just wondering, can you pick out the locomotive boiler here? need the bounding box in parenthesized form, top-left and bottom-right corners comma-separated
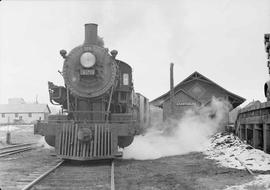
(34, 23, 149, 160)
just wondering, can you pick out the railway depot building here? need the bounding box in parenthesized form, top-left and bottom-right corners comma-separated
(0, 98, 51, 124)
(150, 71, 245, 123)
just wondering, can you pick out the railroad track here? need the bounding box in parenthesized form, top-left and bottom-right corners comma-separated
(0, 143, 36, 158)
(22, 159, 116, 190)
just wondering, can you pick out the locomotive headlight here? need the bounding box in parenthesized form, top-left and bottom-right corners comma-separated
(80, 52, 96, 68)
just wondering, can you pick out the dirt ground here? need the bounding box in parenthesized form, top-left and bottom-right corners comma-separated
(0, 124, 41, 148)
(0, 148, 58, 190)
(0, 151, 258, 190)
(0, 125, 58, 189)
(115, 153, 256, 190)
(0, 125, 266, 190)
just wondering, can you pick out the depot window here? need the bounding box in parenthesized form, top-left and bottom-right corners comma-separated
(28, 113, 32, 117)
(15, 113, 18, 117)
(1, 113, 5, 118)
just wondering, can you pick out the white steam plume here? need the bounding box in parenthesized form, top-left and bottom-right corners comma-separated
(38, 137, 54, 149)
(123, 97, 231, 160)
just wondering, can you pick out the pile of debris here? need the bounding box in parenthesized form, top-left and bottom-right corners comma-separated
(224, 174, 270, 190)
(204, 133, 270, 171)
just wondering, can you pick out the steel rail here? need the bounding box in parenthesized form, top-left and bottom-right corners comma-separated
(0, 143, 37, 158)
(0, 143, 35, 151)
(0, 147, 34, 158)
(111, 159, 115, 190)
(20, 159, 114, 189)
(21, 160, 64, 190)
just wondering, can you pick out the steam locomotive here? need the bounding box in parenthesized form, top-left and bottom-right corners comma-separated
(235, 33, 270, 153)
(34, 23, 150, 160)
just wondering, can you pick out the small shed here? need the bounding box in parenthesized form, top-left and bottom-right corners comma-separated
(150, 71, 245, 121)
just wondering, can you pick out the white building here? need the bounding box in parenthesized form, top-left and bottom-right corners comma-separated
(0, 98, 51, 124)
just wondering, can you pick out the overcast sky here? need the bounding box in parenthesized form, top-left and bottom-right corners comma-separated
(0, 0, 270, 107)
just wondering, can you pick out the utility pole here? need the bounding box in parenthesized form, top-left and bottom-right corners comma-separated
(170, 63, 175, 117)
(35, 94, 38, 104)
(6, 116, 11, 144)
(265, 34, 270, 101)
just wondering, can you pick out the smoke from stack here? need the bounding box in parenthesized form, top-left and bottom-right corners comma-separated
(123, 97, 231, 160)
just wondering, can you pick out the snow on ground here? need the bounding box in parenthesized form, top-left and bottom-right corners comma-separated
(38, 137, 54, 149)
(224, 174, 270, 190)
(0, 124, 33, 131)
(204, 133, 270, 171)
(0, 125, 19, 131)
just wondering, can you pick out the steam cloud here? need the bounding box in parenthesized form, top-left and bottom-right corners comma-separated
(38, 137, 54, 149)
(123, 97, 231, 160)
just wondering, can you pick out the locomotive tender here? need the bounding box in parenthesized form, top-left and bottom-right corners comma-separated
(235, 33, 270, 153)
(34, 23, 149, 160)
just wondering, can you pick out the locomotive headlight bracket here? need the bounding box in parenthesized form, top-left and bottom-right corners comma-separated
(80, 52, 96, 68)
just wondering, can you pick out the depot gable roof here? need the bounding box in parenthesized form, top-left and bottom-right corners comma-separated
(150, 71, 245, 108)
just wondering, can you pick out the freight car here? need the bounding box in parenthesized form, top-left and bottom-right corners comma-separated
(34, 23, 150, 160)
(235, 33, 270, 154)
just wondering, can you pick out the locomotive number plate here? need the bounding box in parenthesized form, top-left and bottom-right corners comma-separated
(80, 69, 95, 75)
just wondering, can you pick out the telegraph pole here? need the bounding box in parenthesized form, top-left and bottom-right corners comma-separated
(265, 34, 270, 101)
(6, 116, 11, 144)
(170, 63, 175, 117)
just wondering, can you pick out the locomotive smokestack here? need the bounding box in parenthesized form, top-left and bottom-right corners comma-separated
(84, 23, 98, 45)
